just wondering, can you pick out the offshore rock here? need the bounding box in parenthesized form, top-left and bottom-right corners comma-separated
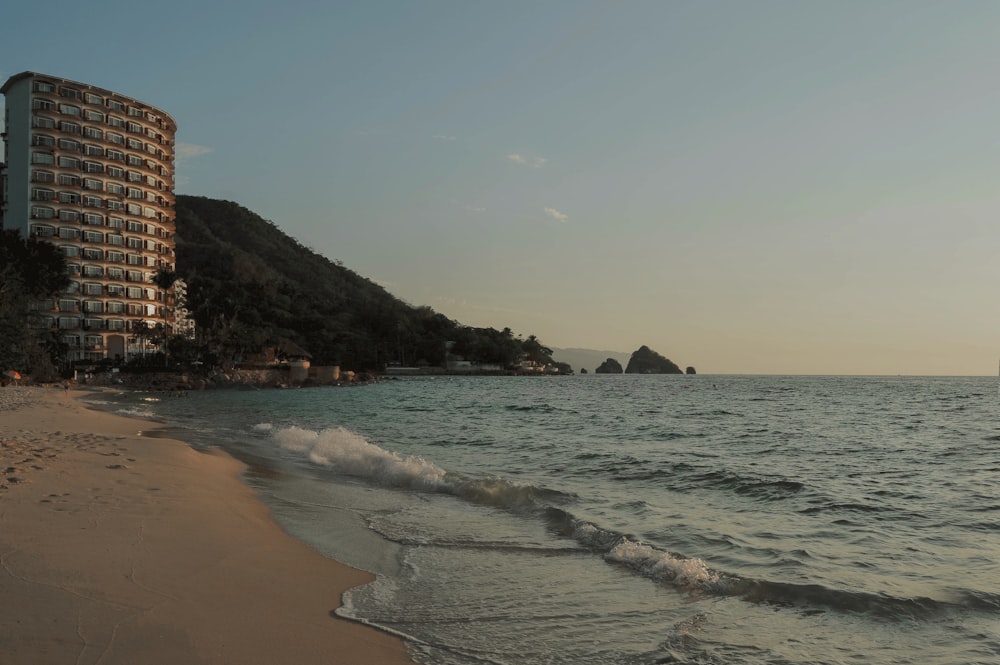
(624, 346, 683, 374)
(686, 366, 697, 375)
(595, 358, 624, 374)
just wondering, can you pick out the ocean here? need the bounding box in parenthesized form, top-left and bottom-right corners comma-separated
(95, 375, 1000, 664)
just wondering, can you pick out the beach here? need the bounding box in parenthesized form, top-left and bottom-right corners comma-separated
(0, 385, 414, 665)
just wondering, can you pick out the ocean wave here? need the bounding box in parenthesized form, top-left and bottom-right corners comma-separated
(268, 425, 572, 509)
(273, 425, 448, 491)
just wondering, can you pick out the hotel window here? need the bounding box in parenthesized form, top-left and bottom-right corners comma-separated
(32, 98, 56, 111)
(125, 203, 142, 215)
(83, 300, 103, 312)
(83, 213, 104, 226)
(59, 299, 79, 312)
(66, 281, 80, 293)
(85, 92, 103, 105)
(83, 230, 104, 243)
(33, 152, 55, 165)
(126, 155, 144, 167)
(84, 110, 104, 122)
(83, 319, 103, 331)
(83, 266, 104, 278)
(31, 223, 55, 236)
(58, 156, 80, 169)
(32, 170, 55, 183)
(107, 319, 125, 331)
(127, 106, 143, 117)
(59, 121, 81, 134)
(83, 178, 103, 191)
(83, 161, 104, 173)
(107, 237, 124, 248)
(108, 269, 124, 280)
(66, 264, 81, 275)
(84, 335, 103, 348)
(58, 138, 81, 151)
(145, 143, 158, 155)
(107, 149, 125, 161)
(58, 227, 81, 240)
(59, 87, 81, 100)
(126, 236, 143, 249)
(126, 170, 142, 182)
(107, 289, 125, 301)
(127, 255, 143, 267)
(34, 80, 55, 93)
(107, 132, 124, 145)
(126, 287, 143, 299)
(83, 248, 103, 260)
(126, 121, 142, 134)
(144, 239, 158, 251)
(146, 192, 158, 203)
(84, 196, 103, 208)
(108, 115, 125, 128)
(32, 188, 55, 201)
(127, 138, 143, 150)
(107, 166, 125, 179)
(107, 99, 126, 112)
(59, 209, 80, 222)
(32, 134, 55, 147)
(127, 221, 142, 233)
(60, 245, 81, 257)
(58, 174, 81, 186)
(59, 191, 81, 204)
(59, 104, 81, 116)
(126, 187, 142, 199)
(84, 126, 104, 140)
(58, 317, 80, 330)
(126, 304, 143, 315)
(84, 144, 104, 156)
(108, 217, 124, 229)
(33, 117, 55, 129)
(107, 183, 124, 195)
(106, 200, 123, 211)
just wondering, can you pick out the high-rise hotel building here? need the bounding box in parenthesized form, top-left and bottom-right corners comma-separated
(1, 72, 176, 362)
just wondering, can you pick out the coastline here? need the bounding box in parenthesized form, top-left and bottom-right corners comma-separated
(0, 385, 414, 665)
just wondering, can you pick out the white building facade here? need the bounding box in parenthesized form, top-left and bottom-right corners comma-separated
(1, 72, 177, 362)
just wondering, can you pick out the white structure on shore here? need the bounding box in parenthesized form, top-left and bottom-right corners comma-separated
(0, 72, 177, 362)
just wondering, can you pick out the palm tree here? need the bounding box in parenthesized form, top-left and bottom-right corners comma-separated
(151, 269, 178, 366)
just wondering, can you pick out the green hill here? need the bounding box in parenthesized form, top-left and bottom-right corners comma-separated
(173, 196, 562, 372)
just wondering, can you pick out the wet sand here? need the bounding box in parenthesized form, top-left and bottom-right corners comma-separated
(0, 385, 414, 665)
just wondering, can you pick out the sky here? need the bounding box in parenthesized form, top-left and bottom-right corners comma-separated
(4, 0, 1000, 375)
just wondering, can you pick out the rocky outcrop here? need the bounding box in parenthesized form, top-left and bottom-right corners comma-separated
(685, 366, 697, 375)
(594, 358, 624, 374)
(624, 346, 683, 374)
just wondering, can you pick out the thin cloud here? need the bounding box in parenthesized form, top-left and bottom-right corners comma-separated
(508, 153, 547, 168)
(544, 207, 569, 223)
(433, 134, 457, 141)
(174, 142, 214, 164)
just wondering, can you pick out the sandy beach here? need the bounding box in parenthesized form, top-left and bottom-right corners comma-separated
(0, 385, 414, 665)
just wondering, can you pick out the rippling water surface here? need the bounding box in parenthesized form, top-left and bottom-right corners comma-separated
(108, 375, 1000, 664)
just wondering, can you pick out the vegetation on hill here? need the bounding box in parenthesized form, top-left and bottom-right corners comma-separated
(174, 196, 568, 373)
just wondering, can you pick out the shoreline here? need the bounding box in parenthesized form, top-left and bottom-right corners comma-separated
(0, 385, 415, 665)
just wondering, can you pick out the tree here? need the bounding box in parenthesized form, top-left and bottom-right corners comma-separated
(151, 268, 178, 366)
(0, 230, 69, 373)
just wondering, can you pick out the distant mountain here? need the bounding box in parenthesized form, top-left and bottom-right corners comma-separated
(551, 347, 630, 375)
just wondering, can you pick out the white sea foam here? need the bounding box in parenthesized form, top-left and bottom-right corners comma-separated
(252, 423, 273, 431)
(272, 425, 448, 490)
(606, 538, 719, 587)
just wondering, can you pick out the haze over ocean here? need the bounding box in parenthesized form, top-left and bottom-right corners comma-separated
(100, 374, 1000, 664)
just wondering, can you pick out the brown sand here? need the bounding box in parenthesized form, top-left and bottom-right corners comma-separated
(0, 385, 415, 665)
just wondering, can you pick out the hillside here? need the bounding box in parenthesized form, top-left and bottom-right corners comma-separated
(173, 196, 560, 372)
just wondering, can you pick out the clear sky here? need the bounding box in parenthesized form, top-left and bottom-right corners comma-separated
(4, 0, 1000, 375)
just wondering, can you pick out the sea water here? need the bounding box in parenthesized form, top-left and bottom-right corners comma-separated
(99, 375, 1000, 664)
